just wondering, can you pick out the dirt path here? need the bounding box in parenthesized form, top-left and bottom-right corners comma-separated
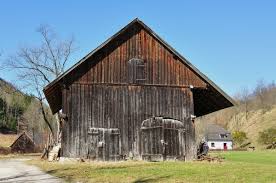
(0, 158, 62, 183)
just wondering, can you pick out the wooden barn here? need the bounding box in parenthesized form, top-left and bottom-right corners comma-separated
(10, 131, 35, 153)
(44, 19, 234, 161)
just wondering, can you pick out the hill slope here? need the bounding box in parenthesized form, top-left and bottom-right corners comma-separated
(227, 106, 276, 148)
(0, 77, 56, 149)
(196, 105, 276, 149)
(196, 81, 276, 149)
(0, 77, 33, 132)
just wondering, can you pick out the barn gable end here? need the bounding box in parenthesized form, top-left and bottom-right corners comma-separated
(44, 18, 234, 116)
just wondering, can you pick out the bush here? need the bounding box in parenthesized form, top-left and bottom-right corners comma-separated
(258, 128, 276, 147)
(232, 131, 248, 146)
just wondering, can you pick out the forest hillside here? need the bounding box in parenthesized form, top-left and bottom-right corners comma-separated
(0, 77, 56, 149)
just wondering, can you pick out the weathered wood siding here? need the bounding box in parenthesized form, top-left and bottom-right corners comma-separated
(61, 23, 202, 160)
(62, 84, 195, 160)
(67, 24, 206, 88)
(141, 117, 186, 161)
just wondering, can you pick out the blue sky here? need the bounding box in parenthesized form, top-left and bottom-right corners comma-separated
(1, 1, 276, 96)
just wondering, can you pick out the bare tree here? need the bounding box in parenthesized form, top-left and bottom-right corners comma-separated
(240, 87, 250, 121)
(254, 79, 269, 113)
(3, 25, 75, 144)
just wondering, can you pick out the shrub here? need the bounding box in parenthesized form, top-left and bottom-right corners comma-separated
(232, 131, 248, 146)
(258, 128, 276, 147)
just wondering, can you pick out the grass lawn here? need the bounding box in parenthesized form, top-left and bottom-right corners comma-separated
(29, 151, 276, 183)
(0, 133, 17, 147)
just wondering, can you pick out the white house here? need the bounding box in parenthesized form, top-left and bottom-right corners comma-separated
(205, 124, 233, 150)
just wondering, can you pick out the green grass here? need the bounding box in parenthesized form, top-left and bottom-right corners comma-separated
(216, 150, 276, 165)
(29, 151, 276, 183)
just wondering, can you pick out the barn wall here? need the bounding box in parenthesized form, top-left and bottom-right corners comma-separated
(67, 24, 207, 88)
(61, 84, 195, 159)
(60, 23, 202, 160)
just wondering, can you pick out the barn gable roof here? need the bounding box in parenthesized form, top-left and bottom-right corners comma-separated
(10, 131, 35, 148)
(44, 18, 235, 115)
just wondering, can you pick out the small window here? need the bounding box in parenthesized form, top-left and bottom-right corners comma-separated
(220, 134, 228, 138)
(136, 64, 145, 81)
(128, 58, 146, 83)
(211, 142, 215, 147)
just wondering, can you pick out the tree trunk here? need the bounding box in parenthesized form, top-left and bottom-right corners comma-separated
(38, 98, 54, 141)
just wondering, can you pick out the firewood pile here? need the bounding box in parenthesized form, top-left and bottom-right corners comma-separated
(266, 142, 276, 149)
(196, 155, 224, 162)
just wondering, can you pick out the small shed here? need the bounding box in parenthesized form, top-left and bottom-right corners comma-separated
(205, 124, 232, 150)
(10, 131, 36, 153)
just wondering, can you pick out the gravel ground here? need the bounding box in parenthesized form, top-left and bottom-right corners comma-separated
(0, 158, 62, 183)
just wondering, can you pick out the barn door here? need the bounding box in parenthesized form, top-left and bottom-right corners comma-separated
(88, 128, 121, 161)
(141, 117, 185, 161)
(163, 127, 183, 160)
(105, 129, 121, 161)
(141, 124, 163, 161)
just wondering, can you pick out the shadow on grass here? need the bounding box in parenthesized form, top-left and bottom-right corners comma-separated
(0, 171, 62, 183)
(46, 168, 75, 182)
(46, 168, 69, 174)
(133, 175, 171, 183)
